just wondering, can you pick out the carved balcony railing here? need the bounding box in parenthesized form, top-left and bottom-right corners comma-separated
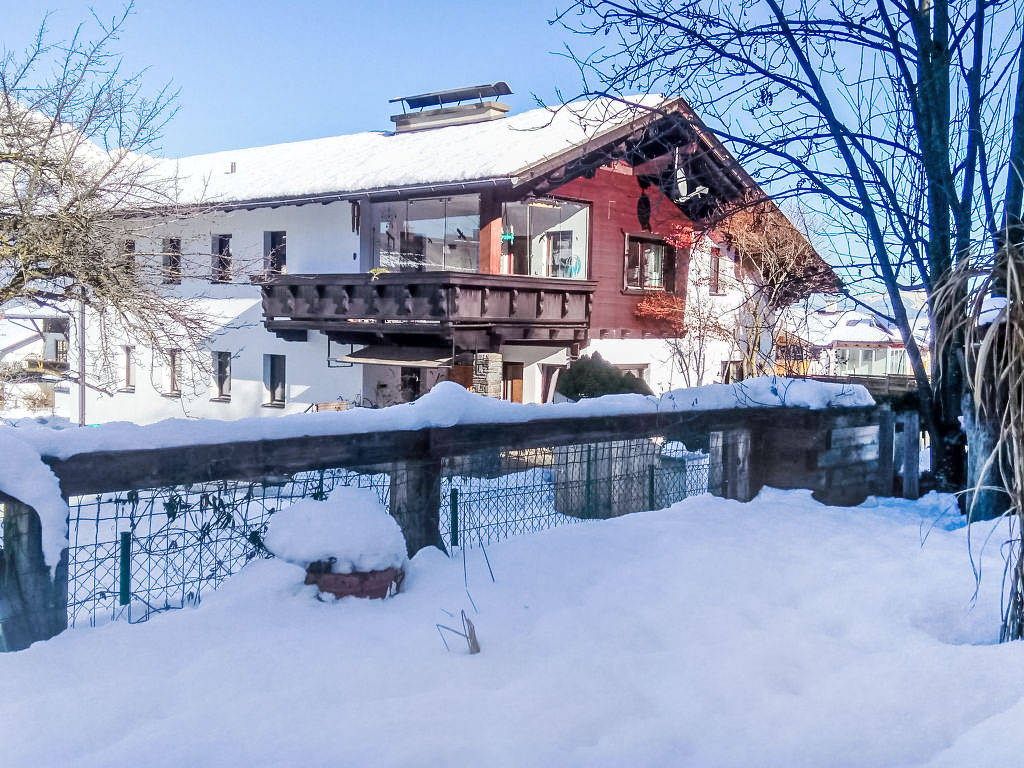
(259, 271, 597, 350)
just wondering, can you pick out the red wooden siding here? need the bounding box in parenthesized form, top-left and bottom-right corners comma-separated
(553, 164, 696, 338)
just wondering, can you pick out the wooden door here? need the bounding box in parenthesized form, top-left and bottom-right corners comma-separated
(502, 362, 524, 402)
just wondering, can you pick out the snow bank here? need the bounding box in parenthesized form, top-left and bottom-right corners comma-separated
(9, 376, 874, 461)
(4, 489, 1018, 768)
(264, 485, 406, 573)
(0, 431, 68, 568)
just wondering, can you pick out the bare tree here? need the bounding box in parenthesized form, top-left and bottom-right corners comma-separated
(556, 0, 1024, 499)
(636, 204, 838, 383)
(0, 7, 234, 650)
(0, 7, 218, 408)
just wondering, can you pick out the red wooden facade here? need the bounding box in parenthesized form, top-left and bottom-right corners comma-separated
(551, 164, 696, 338)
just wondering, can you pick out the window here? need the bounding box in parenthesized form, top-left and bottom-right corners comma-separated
(614, 363, 649, 384)
(501, 198, 589, 279)
(264, 354, 286, 406)
(625, 236, 672, 291)
(53, 337, 69, 366)
(212, 235, 232, 283)
(544, 231, 580, 278)
(721, 360, 744, 383)
(372, 195, 480, 273)
(212, 351, 231, 401)
(121, 346, 135, 392)
(399, 366, 421, 402)
(122, 239, 136, 278)
(264, 231, 287, 274)
(166, 350, 181, 396)
(162, 238, 182, 284)
(709, 247, 722, 294)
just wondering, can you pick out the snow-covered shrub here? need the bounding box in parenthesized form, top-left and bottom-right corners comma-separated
(556, 352, 653, 399)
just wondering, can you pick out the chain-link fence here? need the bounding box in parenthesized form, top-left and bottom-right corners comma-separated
(64, 436, 714, 628)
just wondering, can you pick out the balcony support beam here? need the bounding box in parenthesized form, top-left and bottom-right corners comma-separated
(478, 189, 504, 275)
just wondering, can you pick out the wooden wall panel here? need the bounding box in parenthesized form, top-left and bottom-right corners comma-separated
(553, 165, 697, 337)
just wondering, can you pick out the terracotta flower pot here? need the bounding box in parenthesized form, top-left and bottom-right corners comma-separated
(304, 565, 404, 599)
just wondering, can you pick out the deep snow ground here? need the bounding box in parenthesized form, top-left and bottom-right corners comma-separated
(3, 489, 1023, 768)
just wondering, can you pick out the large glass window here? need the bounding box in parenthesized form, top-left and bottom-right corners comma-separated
(501, 199, 589, 279)
(371, 195, 480, 272)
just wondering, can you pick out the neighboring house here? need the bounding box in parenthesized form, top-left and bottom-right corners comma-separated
(777, 307, 930, 393)
(0, 307, 70, 414)
(7, 84, 836, 423)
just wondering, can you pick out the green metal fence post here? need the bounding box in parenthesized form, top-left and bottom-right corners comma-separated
(450, 487, 459, 549)
(584, 445, 592, 519)
(648, 465, 656, 510)
(119, 531, 131, 606)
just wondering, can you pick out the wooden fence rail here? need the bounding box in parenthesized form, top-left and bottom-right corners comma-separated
(1, 402, 918, 651)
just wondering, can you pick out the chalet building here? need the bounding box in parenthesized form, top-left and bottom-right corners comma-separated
(1, 84, 836, 424)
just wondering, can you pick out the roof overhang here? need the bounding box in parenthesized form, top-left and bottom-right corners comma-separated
(509, 98, 756, 220)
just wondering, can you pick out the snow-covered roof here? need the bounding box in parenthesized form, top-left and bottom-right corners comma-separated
(162, 96, 671, 206)
(784, 309, 906, 348)
(0, 304, 63, 356)
(828, 312, 901, 345)
(0, 321, 43, 356)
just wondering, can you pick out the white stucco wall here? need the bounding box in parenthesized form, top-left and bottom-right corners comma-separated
(51, 203, 365, 425)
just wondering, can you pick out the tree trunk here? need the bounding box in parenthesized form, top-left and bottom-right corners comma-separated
(0, 500, 69, 652)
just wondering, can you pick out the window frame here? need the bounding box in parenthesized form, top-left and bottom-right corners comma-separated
(211, 234, 232, 283)
(264, 230, 287, 274)
(212, 350, 232, 401)
(264, 354, 286, 407)
(162, 237, 182, 284)
(623, 234, 673, 292)
(164, 349, 181, 397)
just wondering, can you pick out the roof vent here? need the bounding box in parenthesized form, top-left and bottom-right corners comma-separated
(390, 82, 512, 133)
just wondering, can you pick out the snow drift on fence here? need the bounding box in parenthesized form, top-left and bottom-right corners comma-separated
(0, 376, 872, 567)
(8, 376, 874, 460)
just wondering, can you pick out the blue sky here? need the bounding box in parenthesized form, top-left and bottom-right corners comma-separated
(3, 0, 587, 157)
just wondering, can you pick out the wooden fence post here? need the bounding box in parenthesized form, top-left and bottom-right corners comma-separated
(709, 428, 753, 501)
(875, 404, 895, 497)
(901, 410, 920, 499)
(389, 459, 445, 557)
(0, 499, 69, 652)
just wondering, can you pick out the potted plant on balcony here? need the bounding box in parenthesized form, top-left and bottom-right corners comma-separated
(264, 484, 407, 599)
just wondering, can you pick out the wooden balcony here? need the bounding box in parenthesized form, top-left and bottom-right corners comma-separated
(260, 272, 597, 350)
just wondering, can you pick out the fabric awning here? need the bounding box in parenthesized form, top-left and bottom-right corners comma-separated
(339, 345, 454, 368)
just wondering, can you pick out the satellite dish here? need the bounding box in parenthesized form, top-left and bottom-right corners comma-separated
(672, 147, 709, 204)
